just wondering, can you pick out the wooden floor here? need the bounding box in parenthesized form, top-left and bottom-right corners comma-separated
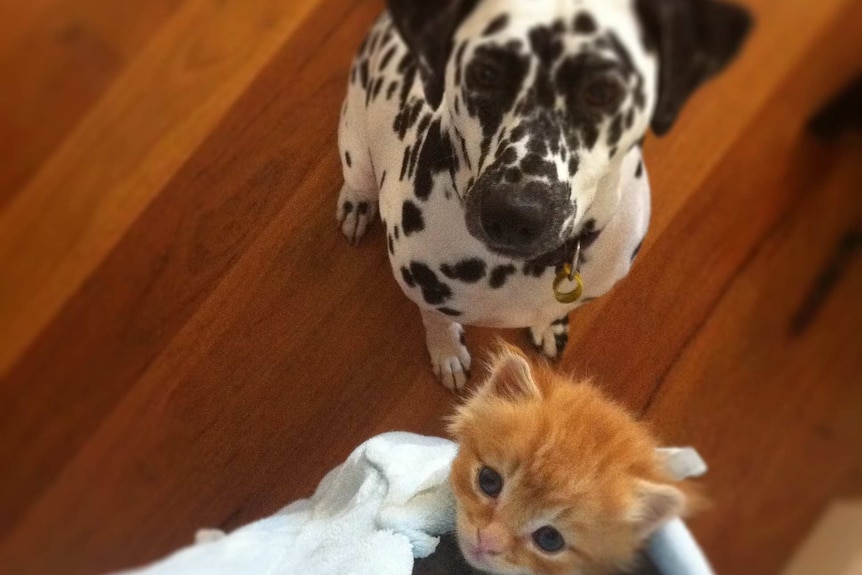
(0, 0, 860, 573)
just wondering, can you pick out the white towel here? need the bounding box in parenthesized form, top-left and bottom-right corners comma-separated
(112, 433, 713, 575)
(115, 432, 458, 575)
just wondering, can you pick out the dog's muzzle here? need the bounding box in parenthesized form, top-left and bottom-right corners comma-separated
(465, 177, 572, 259)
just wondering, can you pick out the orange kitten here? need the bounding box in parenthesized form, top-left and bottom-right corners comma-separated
(447, 345, 697, 575)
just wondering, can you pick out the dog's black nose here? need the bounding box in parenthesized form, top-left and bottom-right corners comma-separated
(479, 187, 550, 246)
(478, 182, 554, 253)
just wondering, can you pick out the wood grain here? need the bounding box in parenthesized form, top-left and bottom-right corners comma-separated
(0, 0, 322, 376)
(0, 0, 859, 573)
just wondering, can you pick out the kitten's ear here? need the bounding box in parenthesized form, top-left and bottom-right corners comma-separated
(629, 481, 687, 538)
(483, 347, 541, 401)
(387, 0, 480, 109)
(636, 0, 752, 135)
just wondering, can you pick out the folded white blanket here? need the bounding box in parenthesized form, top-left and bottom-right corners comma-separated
(113, 433, 713, 575)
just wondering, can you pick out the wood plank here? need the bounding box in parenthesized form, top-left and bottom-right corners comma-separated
(0, 0, 379, 552)
(0, 0, 186, 202)
(0, 0, 56, 56)
(0, 0, 323, 376)
(644, 141, 862, 575)
(562, 0, 862, 410)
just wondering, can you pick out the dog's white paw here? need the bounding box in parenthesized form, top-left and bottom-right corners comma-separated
(423, 315, 471, 391)
(527, 316, 570, 360)
(336, 183, 378, 245)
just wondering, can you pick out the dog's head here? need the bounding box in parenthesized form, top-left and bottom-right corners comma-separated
(389, 0, 751, 259)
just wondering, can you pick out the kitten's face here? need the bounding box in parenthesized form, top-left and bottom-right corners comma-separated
(448, 347, 689, 575)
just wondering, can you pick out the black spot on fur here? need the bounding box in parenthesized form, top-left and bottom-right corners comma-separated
(380, 170, 387, 188)
(574, 12, 597, 34)
(359, 60, 369, 90)
(551, 316, 569, 326)
(357, 202, 368, 215)
(521, 154, 556, 179)
(402, 200, 425, 236)
(526, 137, 548, 157)
(413, 118, 454, 200)
(401, 266, 415, 287)
(437, 307, 463, 316)
(371, 77, 384, 101)
(489, 264, 517, 288)
(380, 46, 397, 71)
(388, 234, 395, 255)
(344, 151, 352, 167)
(522, 262, 546, 277)
(607, 114, 623, 147)
(343, 201, 353, 214)
(417, 113, 433, 137)
(500, 146, 518, 164)
(399, 146, 411, 181)
(483, 14, 509, 36)
(529, 26, 564, 66)
(568, 155, 579, 176)
(394, 98, 424, 140)
(441, 258, 487, 283)
(510, 125, 526, 142)
(635, 160, 644, 178)
(386, 81, 398, 100)
(409, 262, 452, 305)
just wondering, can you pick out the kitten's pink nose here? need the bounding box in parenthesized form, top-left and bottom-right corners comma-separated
(476, 524, 507, 555)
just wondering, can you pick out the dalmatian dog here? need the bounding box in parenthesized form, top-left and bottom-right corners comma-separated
(336, 0, 751, 390)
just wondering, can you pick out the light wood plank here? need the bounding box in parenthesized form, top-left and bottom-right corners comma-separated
(0, 0, 323, 375)
(0, 0, 186, 200)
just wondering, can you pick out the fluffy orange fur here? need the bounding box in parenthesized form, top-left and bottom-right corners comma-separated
(448, 345, 697, 575)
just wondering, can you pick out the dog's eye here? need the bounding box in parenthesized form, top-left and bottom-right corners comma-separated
(532, 526, 565, 553)
(582, 76, 623, 109)
(477, 466, 503, 497)
(467, 61, 503, 91)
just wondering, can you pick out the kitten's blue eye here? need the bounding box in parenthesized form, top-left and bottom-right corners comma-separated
(532, 526, 565, 553)
(478, 466, 503, 497)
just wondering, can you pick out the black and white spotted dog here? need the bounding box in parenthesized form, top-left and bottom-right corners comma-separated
(336, 0, 750, 389)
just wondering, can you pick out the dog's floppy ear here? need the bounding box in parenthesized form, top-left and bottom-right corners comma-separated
(387, 0, 481, 109)
(636, 0, 752, 136)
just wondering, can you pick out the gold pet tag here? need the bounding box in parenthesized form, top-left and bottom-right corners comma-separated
(553, 239, 583, 303)
(553, 263, 583, 303)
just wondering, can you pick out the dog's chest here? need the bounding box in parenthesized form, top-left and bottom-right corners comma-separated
(378, 186, 571, 328)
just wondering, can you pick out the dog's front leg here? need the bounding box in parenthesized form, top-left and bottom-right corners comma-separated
(527, 315, 571, 360)
(336, 97, 379, 245)
(420, 310, 471, 392)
